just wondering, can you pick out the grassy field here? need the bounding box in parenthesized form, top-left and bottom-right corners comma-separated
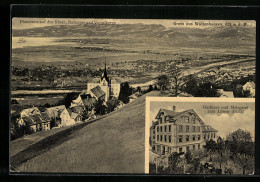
(12, 91, 168, 173)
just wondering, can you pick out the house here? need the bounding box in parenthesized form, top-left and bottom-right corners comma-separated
(46, 105, 74, 127)
(18, 113, 51, 134)
(128, 92, 142, 103)
(70, 94, 97, 111)
(87, 61, 120, 102)
(201, 125, 218, 143)
(243, 81, 255, 97)
(70, 112, 83, 123)
(88, 85, 106, 101)
(20, 107, 41, 117)
(151, 105, 217, 157)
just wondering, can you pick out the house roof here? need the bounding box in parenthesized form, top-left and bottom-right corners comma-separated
(202, 125, 218, 132)
(46, 105, 66, 118)
(156, 109, 192, 119)
(71, 106, 84, 113)
(220, 91, 234, 98)
(90, 86, 106, 98)
(244, 81, 255, 89)
(70, 112, 82, 120)
(41, 112, 51, 121)
(21, 107, 40, 116)
(82, 97, 96, 107)
(22, 114, 43, 125)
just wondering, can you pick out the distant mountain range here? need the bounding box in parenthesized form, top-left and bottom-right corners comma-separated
(12, 23, 255, 45)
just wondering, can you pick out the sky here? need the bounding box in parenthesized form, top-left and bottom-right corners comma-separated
(149, 99, 255, 140)
(12, 18, 256, 30)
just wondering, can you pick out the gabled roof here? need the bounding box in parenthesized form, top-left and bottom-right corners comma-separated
(41, 112, 51, 121)
(46, 105, 66, 118)
(202, 125, 218, 132)
(155, 108, 205, 124)
(71, 106, 84, 114)
(22, 114, 43, 126)
(244, 81, 255, 89)
(20, 107, 40, 117)
(70, 112, 82, 120)
(90, 86, 106, 98)
(220, 91, 234, 98)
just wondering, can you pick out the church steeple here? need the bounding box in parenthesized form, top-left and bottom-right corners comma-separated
(101, 58, 109, 82)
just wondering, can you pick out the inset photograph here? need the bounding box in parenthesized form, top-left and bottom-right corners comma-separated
(146, 97, 255, 175)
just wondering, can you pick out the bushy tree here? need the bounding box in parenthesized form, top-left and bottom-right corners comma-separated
(106, 97, 120, 113)
(157, 75, 169, 90)
(118, 82, 133, 104)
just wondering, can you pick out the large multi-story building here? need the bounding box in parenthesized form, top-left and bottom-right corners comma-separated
(150, 106, 217, 157)
(87, 61, 120, 102)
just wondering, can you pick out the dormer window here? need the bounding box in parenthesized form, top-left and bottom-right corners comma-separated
(185, 116, 189, 123)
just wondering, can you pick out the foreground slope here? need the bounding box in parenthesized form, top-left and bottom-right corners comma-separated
(17, 91, 165, 173)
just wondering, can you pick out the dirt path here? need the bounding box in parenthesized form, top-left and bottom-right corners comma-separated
(10, 116, 105, 171)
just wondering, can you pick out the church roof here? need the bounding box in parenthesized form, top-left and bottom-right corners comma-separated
(90, 86, 106, 98)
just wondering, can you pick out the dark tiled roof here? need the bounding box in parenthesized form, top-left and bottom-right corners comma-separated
(82, 97, 96, 107)
(22, 116, 34, 125)
(41, 112, 51, 121)
(71, 106, 84, 114)
(46, 105, 66, 118)
(90, 86, 106, 98)
(202, 125, 218, 132)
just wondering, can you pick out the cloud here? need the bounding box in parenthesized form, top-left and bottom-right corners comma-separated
(202, 109, 255, 140)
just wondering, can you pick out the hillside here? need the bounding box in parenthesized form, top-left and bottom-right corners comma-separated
(15, 91, 167, 173)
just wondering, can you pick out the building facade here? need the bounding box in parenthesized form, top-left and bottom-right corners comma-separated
(151, 106, 217, 157)
(87, 61, 120, 102)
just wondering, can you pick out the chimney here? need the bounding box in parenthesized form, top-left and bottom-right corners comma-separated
(173, 105, 176, 112)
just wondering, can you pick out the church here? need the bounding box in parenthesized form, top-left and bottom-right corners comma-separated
(87, 61, 121, 102)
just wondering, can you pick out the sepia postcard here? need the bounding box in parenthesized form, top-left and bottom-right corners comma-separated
(10, 18, 255, 174)
(145, 97, 255, 175)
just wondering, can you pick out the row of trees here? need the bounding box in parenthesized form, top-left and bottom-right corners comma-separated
(150, 129, 254, 175)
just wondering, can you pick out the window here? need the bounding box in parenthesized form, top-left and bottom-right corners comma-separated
(160, 126, 162, 132)
(164, 125, 167, 132)
(164, 116, 167, 123)
(198, 135, 201, 140)
(193, 135, 196, 141)
(169, 125, 171, 132)
(193, 145, 195, 150)
(208, 134, 210, 139)
(185, 116, 189, 123)
(153, 135, 155, 139)
(186, 126, 189, 132)
(198, 144, 200, 149)
(164, 135, 167, 142)
(178, 136, 183, 143)
(192, 126, 196, 132)
(214, 133, 215, 138)
(197, 126, 200, 132)
(204, 135, 206, 139)
(192, 117, 195, 124)
(157, 126, 159, 132)
(211, 133, 213, 138)
(157, 135, 159, 141)
(179, 147, 183, 153)
(179, 125, 183, 132)
(160, 118, 162, 124)
(186, 135, 189, 142)
(160, 135, 163, 141)
(169, 135, 172, 143)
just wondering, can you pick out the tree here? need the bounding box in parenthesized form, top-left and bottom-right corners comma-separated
(106, 97, 120, 113)
(226, 129, 252, 142)
(233, 153, 254, 174)
(197, 82, 218, 97)
(118, 82, 133, 104)
(204, 139, 217, 160)
(166, 152, 184, 174)
(169, 64, 183, 96)
(148, 85, 153, 92)
(93, 99, 106, 115)
(183, 75, 199, 96)
(157, 75, 169, 90)
(136, 86, 141, 93)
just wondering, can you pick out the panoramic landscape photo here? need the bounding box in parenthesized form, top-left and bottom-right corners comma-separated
(10, 18, 255, 173)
